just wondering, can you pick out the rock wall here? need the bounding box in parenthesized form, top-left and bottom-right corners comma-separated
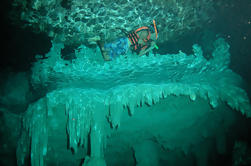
(11, 0, 215, 45)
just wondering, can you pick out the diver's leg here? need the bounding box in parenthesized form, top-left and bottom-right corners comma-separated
(97, 41, 110, 61)
(88, 36, 110, 61)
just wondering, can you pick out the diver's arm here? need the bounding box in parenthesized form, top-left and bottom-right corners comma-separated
(138, 42, 156, 56)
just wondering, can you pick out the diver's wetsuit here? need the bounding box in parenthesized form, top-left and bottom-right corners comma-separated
(103, 27, 152, 59)
(103, 37, 129, 59)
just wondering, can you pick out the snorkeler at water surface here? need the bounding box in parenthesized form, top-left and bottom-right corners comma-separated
(88, 19, 159, 61)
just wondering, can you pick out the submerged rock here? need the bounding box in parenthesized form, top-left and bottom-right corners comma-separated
(14, 38, 251, 165)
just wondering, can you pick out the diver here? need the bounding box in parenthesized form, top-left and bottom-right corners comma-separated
(88, 20, 159, 61)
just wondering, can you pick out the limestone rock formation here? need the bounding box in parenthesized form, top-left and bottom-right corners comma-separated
(14, 38, 251, 165)
(10, 0, 215, 45)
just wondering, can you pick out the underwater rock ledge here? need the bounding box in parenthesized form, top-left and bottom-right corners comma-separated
(16, 38, 251, 166)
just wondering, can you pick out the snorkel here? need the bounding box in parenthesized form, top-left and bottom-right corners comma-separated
(153, 19, 158, 40)
(154, 44, 159, 49)
(151, 19, 159, 50)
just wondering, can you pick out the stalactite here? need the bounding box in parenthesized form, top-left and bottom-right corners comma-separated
(16, 38, 251, 165)
(17, 98, 48, 166)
